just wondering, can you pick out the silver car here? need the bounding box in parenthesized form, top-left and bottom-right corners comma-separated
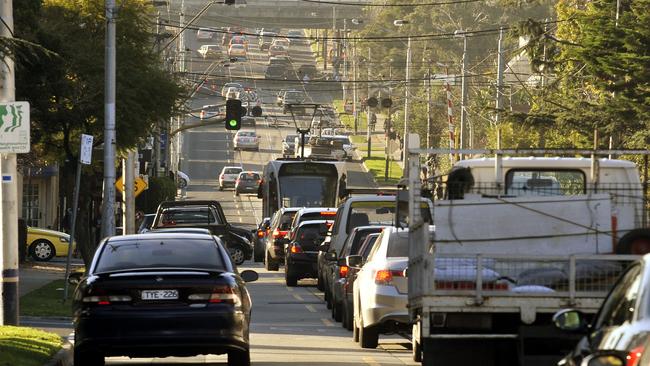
(353, 226, 409, 349)
(233, 130, 260, 151)
(235, 171, 261, 196)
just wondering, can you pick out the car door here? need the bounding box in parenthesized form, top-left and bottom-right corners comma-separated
(569, 263, 644, 365)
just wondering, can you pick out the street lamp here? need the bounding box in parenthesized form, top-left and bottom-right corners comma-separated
(394, 19, 411, 176)
(286, 103, 320, 159)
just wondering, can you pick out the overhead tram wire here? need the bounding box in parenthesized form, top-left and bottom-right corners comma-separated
(299, 0, 482, 6)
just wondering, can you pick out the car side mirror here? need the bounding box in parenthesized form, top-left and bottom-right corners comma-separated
(325, 252, 337, 261)
(583, 353, 626, 366)
(68, 271, 83, 285)
(346, 255, 362, 268)
(552, 309, 589, 333)
(240, 270, 259, 282)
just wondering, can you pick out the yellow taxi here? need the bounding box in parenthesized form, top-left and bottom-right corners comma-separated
(27, 227, 74, 261)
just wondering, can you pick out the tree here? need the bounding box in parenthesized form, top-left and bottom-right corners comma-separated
(15, 0, 185, 264)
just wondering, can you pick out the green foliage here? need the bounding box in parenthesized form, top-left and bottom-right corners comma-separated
(0, 326, 62, 366)
(136, 176, 176, 214)
(19, 279, 71, 317)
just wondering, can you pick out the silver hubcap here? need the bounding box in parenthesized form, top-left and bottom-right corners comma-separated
(230, 248, 244, 264)
(34, 242, 52, 259)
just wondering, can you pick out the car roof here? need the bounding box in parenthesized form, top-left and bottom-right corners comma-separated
(351, 225, 387, 234)
(106, 232, 216, 243)
(150, 228, 213, 235)
(296, 219, 332, 228)
(296, 207, 337, 214)
(222, 166, 243, 170)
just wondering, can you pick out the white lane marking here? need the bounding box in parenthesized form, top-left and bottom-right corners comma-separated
(321, 318, 335, 327)
(362, 356, 381, 366)
(286, 286, 294, 292)
(292, 294, 304, 302)
(305, 304, 318, 313)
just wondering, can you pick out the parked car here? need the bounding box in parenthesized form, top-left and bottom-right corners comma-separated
(553, 254, 650, 366)
(198, 44, 223, 59)
(353, 226, 410, 349)
(285, 220, 331, 286)
(254, 217, 271, 263)
(265, 207, 301, 271)
(200, 104, 221, 120)
(137, 214, 156, 234)
(26, 226, 74, 261)
(233, 130, 260, 151)
(70, 232, 258, 366)
(342, 232, 381, 330)
(329, 226, 386, 323)
(219, 166, 243, 190)
(268, 44, 288, 58)
(228, 44, 247, 59)
(235, 171, 261, 196)
(221, 82, 243, 97)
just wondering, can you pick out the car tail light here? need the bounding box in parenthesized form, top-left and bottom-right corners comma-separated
(374, 270, 404, 285)
(83, 293, 132, 305)
(273, 228, 287, 239)
(257, 230, 265, 238)
(189, 285, 241, 306)
(627, 346, 644, 366)
(320, 211, 336, 216)
(290, 244, 303, 254)
(339, 265, 349, 278)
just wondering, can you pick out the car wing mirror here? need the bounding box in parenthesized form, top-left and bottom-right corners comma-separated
(346, 255, 362, 268)
(552, 309, 589, 333)
(240, 270, 259, 282)
(68, 271, 83, 285)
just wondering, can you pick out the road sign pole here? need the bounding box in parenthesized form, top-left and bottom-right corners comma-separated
(63, 134, 93, 300)
(124, 150, 135, 235)
(0, 0, 18, 326)
(101, 0, 117, 238)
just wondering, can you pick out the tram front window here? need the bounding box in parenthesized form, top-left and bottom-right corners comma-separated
(279, 175, 337, 207)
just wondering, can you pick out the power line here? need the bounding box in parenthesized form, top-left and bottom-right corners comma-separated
(299, 0, 482, 6)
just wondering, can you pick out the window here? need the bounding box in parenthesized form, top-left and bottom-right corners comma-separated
(505, 169, 585, 196)
(594, 264, 642, 328)
(366, 231, 385, 262)
(22, 182, 39, 227)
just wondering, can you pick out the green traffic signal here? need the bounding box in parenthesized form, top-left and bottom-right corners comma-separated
(225, 99, 242, 130)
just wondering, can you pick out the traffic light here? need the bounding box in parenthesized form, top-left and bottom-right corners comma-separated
(225, 99, 242, 130)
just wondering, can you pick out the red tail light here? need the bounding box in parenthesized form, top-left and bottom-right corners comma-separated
(83, 291, 132, 305)
(339, 265, 349, 278)
(375, 270, 404, 285)
(320, 211, 337, 216)
(627, 346, 644, 366)
(257, 230, 265, 238)
(189, 285, 241, 306)
(273, 228, 288, 239)
(290, 244, 303, 254)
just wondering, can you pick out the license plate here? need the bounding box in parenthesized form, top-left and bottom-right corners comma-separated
(141, 289, 178, 300)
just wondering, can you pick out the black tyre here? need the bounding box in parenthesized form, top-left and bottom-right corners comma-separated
(317, 273, 325, 291)
(265, 251, 279, 271)
(227, 349, 250, 366)
(285, 267, 298, 287)
(74, 347, 104, 366)
(229, 245, 246, 265)
(219, 185, 223, 191)
(342, 301, 353, 331)
(29, 240, 55, 262)
(359, 322, 379, 349)
(616, 228, 650, 254)
(332, 301, 342, 322)
(325, 288, 332, 309)
(352, 317, 359, 342)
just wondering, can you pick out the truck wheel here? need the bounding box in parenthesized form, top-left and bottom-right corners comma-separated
(359, 321, 379, 349)
(616, 228, 650, 254)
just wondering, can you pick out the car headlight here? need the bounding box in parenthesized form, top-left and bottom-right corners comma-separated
(59, 237, 69, 243)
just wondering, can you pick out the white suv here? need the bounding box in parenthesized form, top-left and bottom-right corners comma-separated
(218, 166, 243, 191)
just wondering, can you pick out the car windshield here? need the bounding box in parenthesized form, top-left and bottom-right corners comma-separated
(156, 208, 219, 226)
(239, 173, 260, 181)
(297, 211, 336, 224)
(232, 45, 244, 49)
(95, 238, 225, 273)
(224, 168, 242, 174)
(238, 131, 256, 137)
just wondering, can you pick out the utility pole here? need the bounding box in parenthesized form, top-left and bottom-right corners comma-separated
(366, 48, 372, 158)
(403, 36, 412, 175)
(495, 27, 505, 124)
(0, 0, 18, 326)
(352, 41, 358, 134)
(342, 18, 347, 102)
(426, 67, 432, 149)
(322, 29, 328, 70)
(179, 0, 186, 73)
(101, 0, 117, 238)
(459, 34, 468, 155)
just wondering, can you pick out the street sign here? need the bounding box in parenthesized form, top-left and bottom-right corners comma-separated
(431, 74, 459, 86)
(80, 134, 93, 165)
(0, 101, 30, 153)
(115, 176, 148, 198)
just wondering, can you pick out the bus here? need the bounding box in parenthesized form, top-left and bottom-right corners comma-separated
(259, 160, 347, 218)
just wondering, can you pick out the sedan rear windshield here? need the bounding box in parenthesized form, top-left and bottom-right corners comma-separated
(95, 238, 225, 273)
(224, 168, 242, 174)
